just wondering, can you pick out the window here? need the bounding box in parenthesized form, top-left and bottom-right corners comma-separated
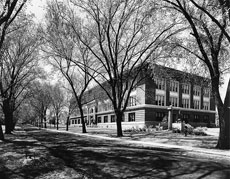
(170, 97, 178, 107)
(155, 78, 165, 90)
(194, 114, 200, 121)
(155, 95, 165, 106)
(89, 108, 94, 114)
(183, 114, 190, 122)
(193, 86, 201, 96)
(75, 120, 77, 124)
(170, 81, 179, 92)
(78, 119, 81, 124)
(128, 113, 135, 122)
(97, 116, 101, 123)
(203, 88, 210, 97)
(72, 120, 74, 124)
(193, 100, 200, 109)
(111, 115, 116, 122)
(182, 98, 190, 108)
(156, 112, 165, 121)
(104, 116, 108, 123)
(182, 84, 190, 94)
(203, 115, 209, 123)
(203, 102, 209, 110)
(128, 96, 137, 106)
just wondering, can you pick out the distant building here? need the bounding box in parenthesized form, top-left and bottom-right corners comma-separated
(70, 65, 216, 129)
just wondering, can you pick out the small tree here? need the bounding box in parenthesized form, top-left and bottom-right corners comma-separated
(30, 82, 53, 128)
(50, 84, 65, 130)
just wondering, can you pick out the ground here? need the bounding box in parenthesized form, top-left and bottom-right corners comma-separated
(0, 125, 229, 179)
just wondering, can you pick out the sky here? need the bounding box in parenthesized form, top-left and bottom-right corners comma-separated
(26, 0, 230, 101)
(27, 0, 46, 22)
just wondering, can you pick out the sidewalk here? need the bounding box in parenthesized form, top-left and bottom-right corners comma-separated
(46, 127, 230, 159)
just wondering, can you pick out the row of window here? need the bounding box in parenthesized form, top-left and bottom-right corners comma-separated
(98, 113, 135, 123)
(155, 95, 210, 110)
(71, 113, 136, 124)
(156, 112, 210, 123)
(155, 78, 210, 96)
(97, 96, 138, 113)
(71, 112, 210, 125)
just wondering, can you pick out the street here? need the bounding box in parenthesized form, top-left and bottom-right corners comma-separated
(19, 127, 230, 179)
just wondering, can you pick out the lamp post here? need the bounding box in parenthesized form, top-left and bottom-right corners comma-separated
(167, 105, 173, 130)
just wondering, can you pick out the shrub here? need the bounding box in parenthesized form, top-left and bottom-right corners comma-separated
(193, 127, 207, 136)
(185, 123, 194, 134)
(155, 123, 163, 131)
(172, 123, 194, 134)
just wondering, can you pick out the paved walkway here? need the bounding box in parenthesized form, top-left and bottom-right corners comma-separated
(46, 128, 230, 159)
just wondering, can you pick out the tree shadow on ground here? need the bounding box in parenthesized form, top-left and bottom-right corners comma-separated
(27, 128, 230, 179)
(0, 129, 71, 179)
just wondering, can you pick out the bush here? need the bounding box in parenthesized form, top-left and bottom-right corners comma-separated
(155, 123, 163, 131)
(193, 127, 207, 136)
(185, 123, 194, 134)
(172, 123, 194, 134)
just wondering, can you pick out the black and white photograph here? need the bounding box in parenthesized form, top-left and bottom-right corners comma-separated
(0, 0, 230, 178)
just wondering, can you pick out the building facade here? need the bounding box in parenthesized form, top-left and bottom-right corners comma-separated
(70, 65, 216, 129)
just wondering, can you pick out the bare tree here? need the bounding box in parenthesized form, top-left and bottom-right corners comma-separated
(41, 1, 96, 133)
(67, 0, 179, 136)
(50, 84, 65, 130)
(30, 82, 53, 128)
(0, 20, 41, 137)
(0, 0, 27, 140)
(163, 0, 230, 149)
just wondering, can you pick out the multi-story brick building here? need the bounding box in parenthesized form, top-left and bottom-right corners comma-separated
(70, 65, 216, 129)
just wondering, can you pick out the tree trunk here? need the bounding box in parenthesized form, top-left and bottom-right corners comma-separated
(66, 116, 69, 131)
(0, 125, 4, 140)
(4, 111, 13, 134)
(216, 79, 230, 149)
(40, 115, 43, 128)
(56, 116, 59, 130)
(11, 121, 16, 131)
(3, 99, 14, 134)
(115, 110, 123, 137)
(216, 106, 230, 149)
(79, 106, 86, 133)
(44, 116, 47, 128)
